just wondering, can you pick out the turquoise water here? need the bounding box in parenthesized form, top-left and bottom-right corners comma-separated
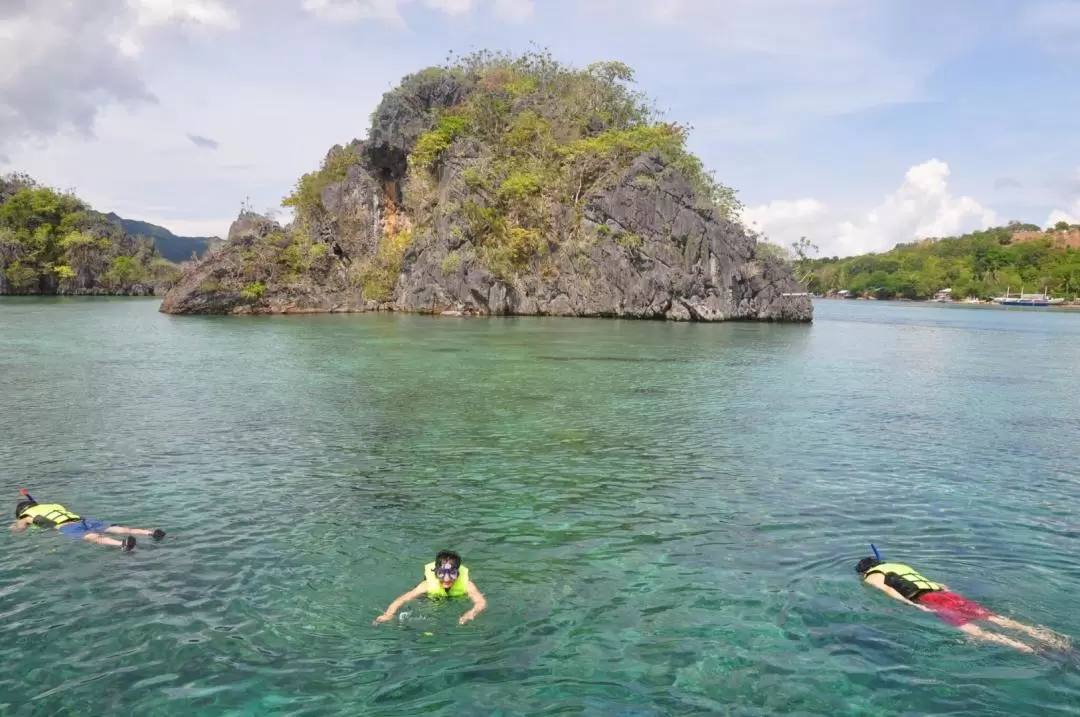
(1, 298, 1079, 716)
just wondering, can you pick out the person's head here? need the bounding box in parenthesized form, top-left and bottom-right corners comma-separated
(434, 550, 462, 589)
(855, 557, 882, 576)
(15, 500, 36, 519)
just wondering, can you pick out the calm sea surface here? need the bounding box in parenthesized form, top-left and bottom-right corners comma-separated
(1, 298, 1079, 716)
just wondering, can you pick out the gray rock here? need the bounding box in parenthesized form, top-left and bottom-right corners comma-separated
(365, 68, 469, 180)
(392, 150, 812, 322)
(228, 211, 283, 243)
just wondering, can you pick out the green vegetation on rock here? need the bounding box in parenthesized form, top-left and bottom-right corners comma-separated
(353, 229, 414, 302)
(403, 50, 742, 279)
(240, 280, 266, 300)
(281, 144, 362, 232)
(237, 230, 333, 289)
(162, 49, 812, 322)
(0, 173, 179, 295)
(796, 223, 1080, 299)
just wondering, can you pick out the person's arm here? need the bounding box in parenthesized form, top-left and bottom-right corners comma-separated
(9, 516, 33, 533)
(863, 573, 931, 611)
(373, 582, 426, 624)
(458, 581, 487, 625)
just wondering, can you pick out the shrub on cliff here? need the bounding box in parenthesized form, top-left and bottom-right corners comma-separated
(393, 50, 743, 279)
(280, 49, 745, 284)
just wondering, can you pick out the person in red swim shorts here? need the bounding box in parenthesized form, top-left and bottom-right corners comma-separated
(855, 556, 1069, 653)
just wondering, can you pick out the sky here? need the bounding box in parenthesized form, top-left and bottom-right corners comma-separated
(2, 0, 1079, 258)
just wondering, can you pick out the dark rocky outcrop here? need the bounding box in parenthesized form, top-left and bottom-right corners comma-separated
(161, 56, 812, 322)
(365, 69, 470, 181)
(393, 152, 810, 320)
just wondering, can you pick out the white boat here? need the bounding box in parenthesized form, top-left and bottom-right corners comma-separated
(991, 286, 1065, 306)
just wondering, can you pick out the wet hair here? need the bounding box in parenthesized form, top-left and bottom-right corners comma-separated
(855, 557, 882, 575)
(15, 500, 36, 519)
(435, 550, 461, 569)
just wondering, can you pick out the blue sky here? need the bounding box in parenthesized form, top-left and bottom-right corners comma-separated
(2, 0, 1079, 257)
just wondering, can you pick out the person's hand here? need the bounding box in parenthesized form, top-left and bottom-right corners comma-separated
(458, 610, 477, 625)
(373, 612, 394, 625)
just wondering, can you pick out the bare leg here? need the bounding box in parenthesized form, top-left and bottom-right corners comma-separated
(105, 526, 155, 536)
(958, 623, 1035, 653)
(84, 533, 125, 548)
(987, 615, 1071, 650)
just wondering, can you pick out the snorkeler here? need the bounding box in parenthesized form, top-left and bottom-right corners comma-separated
(855, 554, 1069, 653)
(10, 491, 165, 552)
(373, 550, 487, 626)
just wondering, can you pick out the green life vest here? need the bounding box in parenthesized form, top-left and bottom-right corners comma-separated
(424, 561, 470, 598)
(19, 503, 81, 529)
(865, 562, 944, 601)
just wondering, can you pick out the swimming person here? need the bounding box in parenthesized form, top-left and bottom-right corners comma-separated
(11, 494, 166, 552)
(373, 550, 487, 626)
(855, 556, 1069, 653)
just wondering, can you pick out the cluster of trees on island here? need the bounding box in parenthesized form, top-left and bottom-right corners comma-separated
(761, 221, 1080, 301)
(0, 173, 183, 295)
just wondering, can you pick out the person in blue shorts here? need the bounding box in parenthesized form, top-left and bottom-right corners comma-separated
(11, 498, 165, 552)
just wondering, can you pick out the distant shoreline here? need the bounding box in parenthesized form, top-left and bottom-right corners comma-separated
(814, 296, 1080, 309)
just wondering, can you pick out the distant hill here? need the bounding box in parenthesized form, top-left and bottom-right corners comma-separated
(104, 213, 212, 262)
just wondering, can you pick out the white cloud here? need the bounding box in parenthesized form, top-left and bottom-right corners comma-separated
(147, 217, 236, 237)
(576, 0, 937, 143)
(301, 0, 532, 24)
(492, 0, 534, 23)
(0, 0, 237, 154)
(427, 0, 475, 13)
(129, 0, 236, 28)
(119, 0, 236, 55)
(301, 0, 406, 24)
(1022, 1, 1080, 33)
(1048, 204, 1080, 225)
(1046, 168, 1080, 225)
(1019, 1, 1080, 56)
(742, 160, 999, 257)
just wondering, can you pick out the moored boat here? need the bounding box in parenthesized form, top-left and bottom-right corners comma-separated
(991, 286, 1065, 306)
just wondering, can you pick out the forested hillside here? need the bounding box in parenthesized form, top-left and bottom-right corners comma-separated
(796, 222, 1080, 300)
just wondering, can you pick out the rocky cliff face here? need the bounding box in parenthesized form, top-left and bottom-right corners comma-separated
(161, 55, 812, 322)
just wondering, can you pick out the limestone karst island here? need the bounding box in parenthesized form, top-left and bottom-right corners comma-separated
(158, 52, 814, 322)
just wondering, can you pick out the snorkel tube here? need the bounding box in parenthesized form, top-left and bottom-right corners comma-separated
(16, 489, 37, 526)
(871, 543, 882, 561)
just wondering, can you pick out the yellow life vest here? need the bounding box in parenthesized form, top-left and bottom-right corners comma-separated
(19, 503, 81, 529)
(865, 562, 944, 600)
(424, 561, 470, 598)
